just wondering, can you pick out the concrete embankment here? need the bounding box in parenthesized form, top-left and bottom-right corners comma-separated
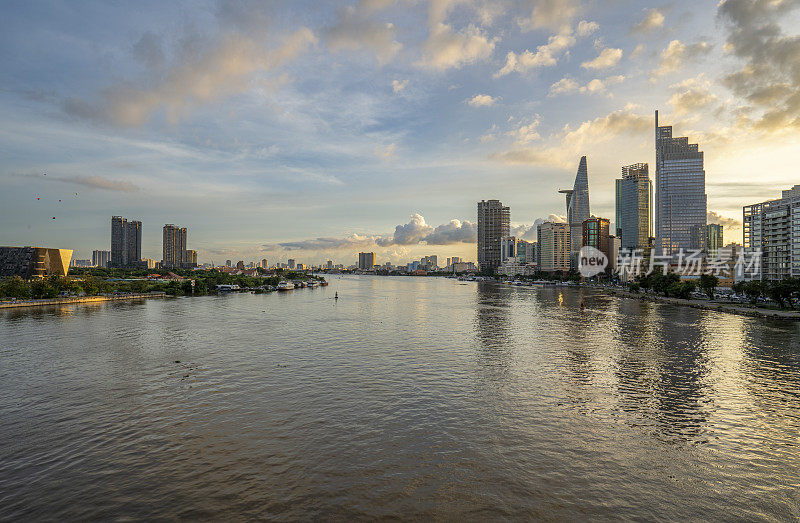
(0, 293, 166, 309)
(596, 287, 800, 321)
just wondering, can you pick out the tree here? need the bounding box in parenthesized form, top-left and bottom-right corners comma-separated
(0, 276, 30, 299)
(698, 274, 719, 300)
(742, 281, 764, 304)
(766, 278, 799, 309)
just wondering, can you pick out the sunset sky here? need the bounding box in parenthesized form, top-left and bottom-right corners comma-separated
(2, 0, 799, 265)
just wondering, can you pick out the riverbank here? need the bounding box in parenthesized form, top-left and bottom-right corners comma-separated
(592, 285, 800, 321)
(0, 292, 166, 309)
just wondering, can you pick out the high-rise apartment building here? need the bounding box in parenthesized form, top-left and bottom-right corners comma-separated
(92, 250, 110, 268)
(185, 249, 198, 267)
(477, 199, 510, 272)
(110, 216, 142, 267)
(744, 185, 800, 281)
(615, 163, 652, 250)
(288, 258, 296, 269)
(559, 156, 591, 265)
(162, 224, 187, 268)
(262, 259, 269, 269)
(537, 221, 571, 272)
(358, 252, 375, 269)
(655, 110, 707, 256)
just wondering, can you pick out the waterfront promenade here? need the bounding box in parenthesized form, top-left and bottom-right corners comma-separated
(0, 292, 166, 309)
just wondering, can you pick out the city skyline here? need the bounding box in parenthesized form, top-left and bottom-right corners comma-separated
(2, 1, 797, 264)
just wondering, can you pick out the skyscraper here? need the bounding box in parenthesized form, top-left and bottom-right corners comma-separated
(358, 252, 375, 269)
(92, 250, 110, 268)
(162, 224, 187, 268)
(537, 221, 570, 272)
(559, 156, 591, 265)
(477, 199, 510, 272)
(110, 216, 142, 267)
(615, 163, 652, 250)
(582, 217, 611, 264)
(655, 110, 707, 256)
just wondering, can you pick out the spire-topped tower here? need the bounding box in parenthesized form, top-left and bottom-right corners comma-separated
(559, 156, 591, 267)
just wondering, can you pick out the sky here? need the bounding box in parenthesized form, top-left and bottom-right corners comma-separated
(2, 0, 799, 266)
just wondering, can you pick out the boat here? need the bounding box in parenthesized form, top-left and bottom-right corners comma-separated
(306, 281, 319, 287)
(277, 281, 295, 291)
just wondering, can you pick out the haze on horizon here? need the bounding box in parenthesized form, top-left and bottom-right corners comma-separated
(1, 0, 798, 266)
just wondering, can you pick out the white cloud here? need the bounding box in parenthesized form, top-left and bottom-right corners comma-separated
(518, 0, 581, 32)
(506, 118, 541, 144)
(651, 40, 711, 77)
(581, 47, 623, 69)
(494, 29, 575, 77)
(417, 23, 497, 70)
(392, 79, 409, 92)
(374, 142, 397, 160)
(549, 75, 625, 96)
(576, 20, 599, 37)
(631, 8, 665, 34)
(467, 93, 498, 107)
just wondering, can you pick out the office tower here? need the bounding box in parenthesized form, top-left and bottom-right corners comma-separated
(325, 260, 333, 270)
(358, 252, 375, 269)
(655, 110, 707, 256)
(226, 260, 232, 267)
(236, 260, 245, 269)
(162, 224, 187, 268)
(559, 156, 591, 266)
(477, 200, 510, 272)
(691, 224, 724, 255)
(262, 259, 269, 269)
(609, 235, 621, 272)
(582, 217, 611, 264)
(615, 163, 653, 250)
(451, 256, 461, 264)
(92, 250, 110, 268)
(537, 222, 571, 272)
(429, 255, 438, 269)
(744, 185, 800, 280)
(110, 216, 142, 267)
(286, 258, 295, 269)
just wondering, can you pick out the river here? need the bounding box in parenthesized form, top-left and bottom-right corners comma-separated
(1, 276, 799, 519)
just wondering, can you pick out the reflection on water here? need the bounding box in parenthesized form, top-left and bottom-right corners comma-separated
(1, 277, 800, 520)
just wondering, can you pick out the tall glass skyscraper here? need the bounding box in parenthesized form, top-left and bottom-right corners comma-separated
(477, 199, 510, 272)
(655, 111, 707, 256)
(615, 163, 652, 250)
(559, 156, 590, 263)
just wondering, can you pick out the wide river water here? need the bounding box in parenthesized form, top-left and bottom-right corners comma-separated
(1, 276, 799, 520)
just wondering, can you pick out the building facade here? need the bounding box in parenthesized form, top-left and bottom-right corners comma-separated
(582, 217, 611, 261)
(477, 199, 510, 272)
(559, 156, 591, 266)
(0, 246, 72, 279)
(92, 250, 110, 268)
(110, 216, 142, 267)
(655, 111, 707, 256)
(615, 163, 652, 250)
(162, 224, 187, 268)
(358, 252, 375, 270)
(743, 185, 800, 281)
(537, 222, 571, 273)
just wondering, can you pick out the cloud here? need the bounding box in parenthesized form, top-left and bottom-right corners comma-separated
(279, 214, 479, 252)
(631, 8, 665, 35)
(576, 20, 599, 37)
(581, 48, 623, 69)
(417, 23, 497, 70)
(374, 143, 397, 160)
(325, 4, 402, 64)
(518, 0, 581, 32)
(490, 104, 650, 167)
(707, 210, 741, 230)
(423, 219, 477, 244)
(494, 28, 575, 77)
(506, 118, 541, 144)
(467, 93, 498, 107)
(651, 40, 711, 77)
(549, 74, 625, 96)
(512, 214, 568, 240)
(279, 233, 381, 251)
(669, 76, 718, 115)
(717, 0, 800, 132)
(392, 79, 409, 92)
(53, 175, 140, 192)
(63, 27, 317, 127)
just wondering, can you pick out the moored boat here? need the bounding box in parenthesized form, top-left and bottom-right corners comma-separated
(277, 281, 295, 291)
